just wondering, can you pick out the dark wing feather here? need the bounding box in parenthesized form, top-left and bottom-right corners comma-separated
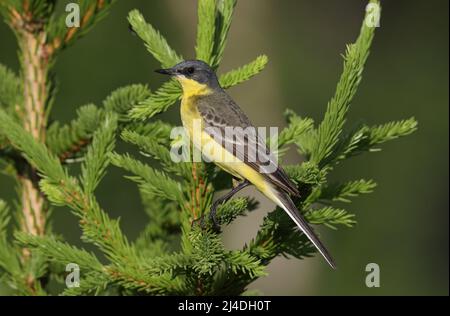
(196, 92, 300, 197)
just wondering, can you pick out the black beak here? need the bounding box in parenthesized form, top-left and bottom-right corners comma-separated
(155, 68, 175, 75)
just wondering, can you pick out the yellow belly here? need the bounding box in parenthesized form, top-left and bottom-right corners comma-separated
(180, 97, 276, 200)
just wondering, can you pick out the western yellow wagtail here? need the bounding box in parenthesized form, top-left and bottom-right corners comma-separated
(156, 60, 336, 269)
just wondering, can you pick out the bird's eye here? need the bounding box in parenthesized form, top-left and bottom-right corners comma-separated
(185, 67, 195, 75)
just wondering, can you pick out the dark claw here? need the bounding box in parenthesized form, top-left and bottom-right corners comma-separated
(191, 180, 250, 233)
(191, 215, 206, 230)
(209, 204, 222, 233)
(191, 207, 221, 233)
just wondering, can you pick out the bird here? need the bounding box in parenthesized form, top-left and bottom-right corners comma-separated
(155, 60, 336, 269)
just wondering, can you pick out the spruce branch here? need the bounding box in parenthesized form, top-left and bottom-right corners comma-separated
(48, 0, 116, 52)
(14, 232, 103, 272)
(0, 64, 22, 112)
(247, 209, 316, 263)
(0, 110, 68, 183)
(219, 55, 269, 89)
(196, 0, 217, 64)
(189, 228, 225, 276)
(0, 200, 22, 284)
(128, 80, 182, 120)
(316, 179, 377, 203)
(215, 197, 258, 226)
(0, 110, 136, 270)
(142, 252, 193, 275)
(133, 190, 181, 252)
(127, 10, 183, 68)
(271, 109, 315, 156)
(225, 250, 266, 278)
(80, 113, 117, 194)
(121, 128, 191, 178)
(366, 118, 418, 146)
(103, 84, 151, 122)
(109, 152, 184, 203)
(211, 0, 237, 68)
(329, 117, 418, 164)
(0, 200, 10, 238)
(60, 271, 110, 296)
(46, 84, 152, 161)
(127, 120, 174, 145)
(105, 265, 187, 295)
(310, 2, 377, 166)
(305, 207, 356, 229)
(0, 0, 118, 294)
(46, 104, 103, 160)
(284, 161, 327, 186)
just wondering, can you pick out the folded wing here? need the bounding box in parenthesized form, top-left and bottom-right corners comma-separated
(197, 92, 300, 197)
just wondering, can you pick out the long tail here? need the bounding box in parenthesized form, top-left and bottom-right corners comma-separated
(275, 191, 337, 269)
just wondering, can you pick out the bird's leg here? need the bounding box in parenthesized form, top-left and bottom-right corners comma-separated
(208, 179, 250, 232)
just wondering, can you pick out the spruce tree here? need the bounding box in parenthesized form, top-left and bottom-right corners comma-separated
(0, 0, 417, 295)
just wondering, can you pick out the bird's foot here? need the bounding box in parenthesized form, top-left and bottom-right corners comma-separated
(190, 206, 221, 233)
(208, 206, 221, 233)
(191, 216, 206, 230)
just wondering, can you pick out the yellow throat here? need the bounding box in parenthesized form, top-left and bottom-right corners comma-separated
(178, 76, 213, 135)
(177, 77, 212, 98)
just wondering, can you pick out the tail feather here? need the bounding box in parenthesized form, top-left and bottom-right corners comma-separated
(275, 191, 336, 269)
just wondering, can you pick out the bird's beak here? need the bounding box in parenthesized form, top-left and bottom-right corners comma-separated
(155, 68, 176, 76)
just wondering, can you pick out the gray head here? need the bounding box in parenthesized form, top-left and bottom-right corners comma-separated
(155, 60, 220, 89)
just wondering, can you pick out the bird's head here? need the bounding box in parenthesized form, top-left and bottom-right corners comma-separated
(155, 60, 219, 95)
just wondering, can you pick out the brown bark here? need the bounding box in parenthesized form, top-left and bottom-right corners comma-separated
(18, 29, 49, 238)
(10, 9, 54, 292)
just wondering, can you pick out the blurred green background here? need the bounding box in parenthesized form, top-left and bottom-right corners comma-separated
(0, 0, 448, 295)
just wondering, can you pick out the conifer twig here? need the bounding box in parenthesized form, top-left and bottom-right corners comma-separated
(0, 0, 419, 296)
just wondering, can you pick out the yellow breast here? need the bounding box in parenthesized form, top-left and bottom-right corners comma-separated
(178, 76, 275, 201)
(179, 77, 211, 138)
